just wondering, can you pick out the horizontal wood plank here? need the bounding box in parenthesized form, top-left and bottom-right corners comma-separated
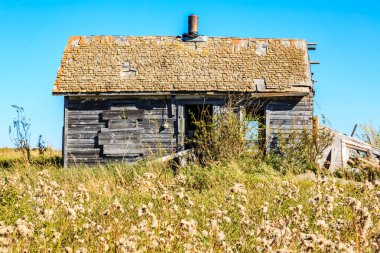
(103, 145, 144, 156)
(102, 109, 145, 120)
(68, 119, 101, 125)
(68, 125, 104, 131)
(108, 120, 137, 129)
(68, 132, 98, 139)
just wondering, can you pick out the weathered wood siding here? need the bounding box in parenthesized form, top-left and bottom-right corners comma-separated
(265, 96, 314, 150)
(64, 97, 177, 166)
(63, 95, 313, 166)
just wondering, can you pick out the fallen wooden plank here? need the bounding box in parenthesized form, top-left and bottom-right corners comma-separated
(356, 156, 380, 170)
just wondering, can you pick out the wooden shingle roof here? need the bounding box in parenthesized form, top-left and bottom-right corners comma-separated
(53, 36, 312, 95)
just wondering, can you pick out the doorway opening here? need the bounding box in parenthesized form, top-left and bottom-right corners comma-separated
(184, 104, 213, 149)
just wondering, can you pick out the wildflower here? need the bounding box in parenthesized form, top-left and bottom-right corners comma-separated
(202, 230, 209, 237)
(74, 204, 85, 213)
(99, 236, 109, 252)
(0, 225, 14, 236)
(161, 192, 174, 204)
(37, 170, 51, 178)
(217, 231, 225, 242)
(74, 184, 90, 203)
(96, 225, 103, 235)
(15, 219, 33, 238)
(230, 183, 247, 195)
(143, 172, 156, 180)
(103, 208, 110, 216)
(175, 174, 187, 185)
(348, 198, 362, 211)
(316, 219, 329, 231)
(180, 219, 197, 236)
(113, 198, 125, 213)
(66, 207, 77, 221)
(151, 213, 158, 229)
(138, 205, 148, 217)
(223, 216, 231, 224)
(45, 208, 54, 221)
(169, 204, 179, 213)
(75, 247, 87, 253)
(0, 237, 11, 247)
(361, 210, 372, 238)
(261, 202, 269, 214)
(176, 188, 185, 199)
(241, 216, 250, 225)
(166, 226, 173, 234)
(52, 231, 61, 244)
(237, 204, 246, 212)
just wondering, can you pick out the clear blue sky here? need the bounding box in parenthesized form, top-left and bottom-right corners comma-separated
(1, 0, 379, 149)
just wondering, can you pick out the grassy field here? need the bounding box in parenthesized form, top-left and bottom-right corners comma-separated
(0, 148, 61, 168)
(1, 149, 380, 252)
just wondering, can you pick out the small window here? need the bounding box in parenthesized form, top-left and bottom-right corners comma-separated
(244, 108, 266, 150)
(246, 119, 260, 144)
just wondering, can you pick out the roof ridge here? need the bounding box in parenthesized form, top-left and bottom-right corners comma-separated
(67, 35, 306, 41)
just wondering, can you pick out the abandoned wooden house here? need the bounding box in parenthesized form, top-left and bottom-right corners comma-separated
(53, 15, 317, 167)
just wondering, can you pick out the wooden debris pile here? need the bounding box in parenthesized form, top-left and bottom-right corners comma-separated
(317, 126, 380, 171)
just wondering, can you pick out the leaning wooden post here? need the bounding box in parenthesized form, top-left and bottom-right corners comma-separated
(313, 116, 319, 142)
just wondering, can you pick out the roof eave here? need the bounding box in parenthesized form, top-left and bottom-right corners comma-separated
(52, 90, 311, 97)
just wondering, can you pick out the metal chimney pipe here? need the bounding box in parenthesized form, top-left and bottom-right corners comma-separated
(188, 15, 198, 36)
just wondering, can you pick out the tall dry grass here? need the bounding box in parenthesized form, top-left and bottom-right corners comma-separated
(359, 123, 380, 148)
(0, 148, 61, 168)
(1, 159, 380, 252)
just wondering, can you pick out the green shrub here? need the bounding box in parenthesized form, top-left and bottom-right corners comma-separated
(267, 126, 334, 174)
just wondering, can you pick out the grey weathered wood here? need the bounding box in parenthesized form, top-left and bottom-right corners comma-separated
(68, 125, 105, 131)
(98, 130, 142, 146)
(100, 128, 143, 134)
(67, 148, 101, 158)
(64, 95, 314, 166)
(67, 139, 95, 144)
(63, 97, 68, 167)
(98, 134, 141, 141)
(68, 132, 98, 139)
(68, 119, 101, 125)
(103, 145, 144, 156)
(67, 157, 104, 166)
(266, 96, 313, 151)
(177, 104, 185, 150)
(108, 119, 137, 129)
(102, 109, 145, 120)
(269, 114, 311, 119)
(68, 114, 101, 120)
(270, 119, 310, 125)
